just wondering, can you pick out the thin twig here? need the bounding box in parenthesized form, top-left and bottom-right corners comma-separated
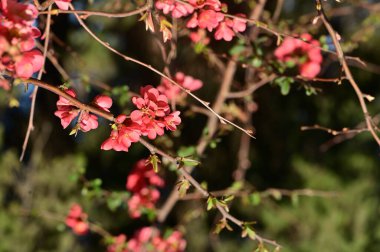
(70, 5, 254, 138)
(20, 5, 53, 161)
(315, 0, 380, 146)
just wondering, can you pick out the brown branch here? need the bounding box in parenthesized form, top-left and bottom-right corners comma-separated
(24, 78, 115, 122)
(227, 74, 276, 99)
(301, 124, 368, 136)
(182, 187, 339, 200)
(315, 0, 380, 146)
(138, 138, 281, 249)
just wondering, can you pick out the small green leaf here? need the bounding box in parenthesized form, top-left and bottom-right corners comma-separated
(250, 58, 262, 68)
(249, 193, 261, 206)
(241, 224, 256, 240)
(176, 179, 191, 198)
(224, 195, 235, 203)
(147, 154, 161, 173)
(207, 196, 217, 211)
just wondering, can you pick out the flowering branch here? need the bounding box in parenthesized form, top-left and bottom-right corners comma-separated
(23, 78, 115, 122)
(70, 5, 254, 139)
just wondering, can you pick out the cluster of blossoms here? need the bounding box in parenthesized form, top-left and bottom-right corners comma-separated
(101, 85, 181, 152)
(274, 33, 323, 79)
(65, 203, 89, 235)
(155, 0, 247, 41)
(55, 88, 112, 132)
(126, 159, 164, 218)
(0, 0, 42, 86)
(107, 227, 186, 252)
(157, 72, 203, 102)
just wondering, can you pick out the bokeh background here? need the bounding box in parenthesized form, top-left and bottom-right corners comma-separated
(1, 0, 380, 251)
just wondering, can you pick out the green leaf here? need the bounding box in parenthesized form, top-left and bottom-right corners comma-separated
(147, 154, 161, 173)
(241, 224, 256, 240)
(107, 194, 123, 212)
(176, 179, 191, 198)
(207, 196, 217, 211)
(229, 44, 245, 56)
(249, 193, 261, 206)
(177, 146, 196, 157)
(250, 57, 262, 68)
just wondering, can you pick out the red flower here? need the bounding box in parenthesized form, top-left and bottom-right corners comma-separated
(274, 33, 323, 78)
(101, 115, 141, 152)
(54, 89, 80, 129)
(93, 95, 113, 112)
(0, 0, 43, 79)
(65, 204, 89, 236)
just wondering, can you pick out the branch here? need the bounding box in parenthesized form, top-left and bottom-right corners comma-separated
(24, 78, 115, 122)
(70, 5, 254, 139)
(315, 0, 380, 146)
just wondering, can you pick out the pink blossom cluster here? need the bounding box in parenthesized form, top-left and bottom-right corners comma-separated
(0, 0, 43, 82)
(107, 227, 186, 252)
(54, 88, 112, 131)
(155, 0, 247, 41)
(101, 86, 181, 152)
(274, 33, 323, 79)
(65, 203, 89, 235)
(157, 72, 203, 101)
(126, 159, 164, 218)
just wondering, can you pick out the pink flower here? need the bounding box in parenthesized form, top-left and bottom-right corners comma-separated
(107, 234, 128, 252)
(101, 117, 141, 152)
(54, 89, 80, 129)
(14, 50, 43, 78)
(214, 21, 235, 41)
(299, 61, 321, 79)
(93, 95, 112, 112)
(189, 29, 210, 45)
(79, 112, 98, 132)
(274, 33, 323, 78)
(55, 89, 112, 132)
(155, 0, 194, 18)
(228, 15, 247, 33)
(54, 0, 72, 10)
(197, 10, 224, 32)
(157, 72, 203, 101)
(65, 204, 89, 236)
(126, 227, 186, 252)
(155, 0, 175, 15)
(164, 111, 181, 131)
(0, 0, 43, 79)
(126, 159, 164, 192)
(127, 188, 160, 218)
(125, 159, 165, 218)
(171, 2, 194, 18)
